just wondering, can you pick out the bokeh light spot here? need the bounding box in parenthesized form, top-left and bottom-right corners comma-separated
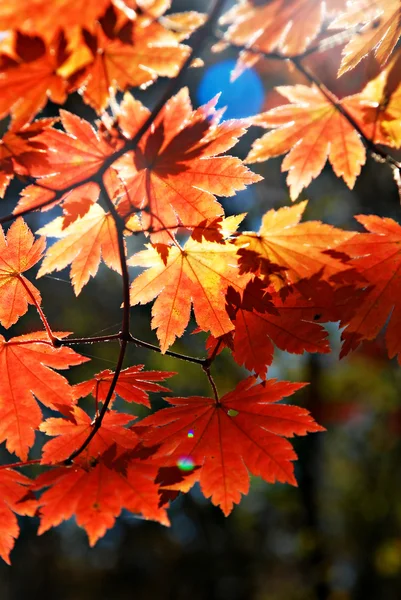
(177, 457, 194, 471)
(197, 59, 264, 119)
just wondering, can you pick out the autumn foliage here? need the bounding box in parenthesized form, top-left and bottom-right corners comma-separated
(0, 0, 400, 565)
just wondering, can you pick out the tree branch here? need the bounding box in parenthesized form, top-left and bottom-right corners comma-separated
(202, 364, 219, 402)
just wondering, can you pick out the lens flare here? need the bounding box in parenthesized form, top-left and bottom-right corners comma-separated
(177, 457, 194, 472)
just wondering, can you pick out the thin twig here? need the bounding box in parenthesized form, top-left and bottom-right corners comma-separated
(129, 334, 206, 366)
(0, 458, 41, 470)
(58, 331, 207, 365)
(64, 338, 128, 463)
(213, 25, 360, 62)
(57, 333, 122, 345)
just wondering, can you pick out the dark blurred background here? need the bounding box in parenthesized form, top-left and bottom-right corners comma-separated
(1, 1, 401, 598)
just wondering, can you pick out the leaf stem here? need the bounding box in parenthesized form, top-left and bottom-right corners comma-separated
(0, 458, 41, 470)
(18, 275, 57, 345)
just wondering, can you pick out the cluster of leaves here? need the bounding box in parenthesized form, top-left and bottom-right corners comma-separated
(0, 0, 400, 565)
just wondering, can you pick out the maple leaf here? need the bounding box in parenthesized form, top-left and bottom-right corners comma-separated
(330, 0, 401, 75)
(223, 281, 330, 379)
(139, 377, 324, 515)
(0, 118, 55, 198)
(0, 469, 37, 565)
(0, 32, 89, 129)
(160, 11, 207, 41)
(220, 0, 323, 56)
(235, 202, 355, 289)
(28, 110, 115, 190)
(113, 88, 261, 242)
(0, 218, 45, 329)
(0, 332, 88, 460)
(335, 215, 401, 363)
(129, 216, 254, 352)
(35, 458, 169, 545)
(218, 0, 347, 77)
(270, 272, 363, 326)
(37, 203, 120, 295)
(73, 365, 176, 407)
(345, 53, 401, 148)
(246, 85, 368, 200)
(40, 406, 139, 464)
(79, 13, 191, 113)
(0, 0, 111, 39)
(14, 182, 101, 232)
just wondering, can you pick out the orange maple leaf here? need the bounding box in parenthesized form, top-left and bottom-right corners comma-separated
(0, 0, 111, 39)
(35, 458, 169, 545)
(28, 110, 116, 190)
(37, 203, 120, 295)
(139, 377, 324, 515)
(0, 32, 88, 129)
(219, 0, 347, 77)
(80, 13, 191, 113)
(246, 85, 367, 200)
(0, 469, 37, 565)
(330, 0, 401, 75)
(0, 332, 88, 460)
(0, 218, 45, 329)
(128, 216, 253, 352)
(235, 202, 354, 288)
(345, 53, 401, 148)
(73, 365, 175, 407)
(113, 88, 261, 242)
(336, 216, 401, 363)
(0, 118, 55, 198)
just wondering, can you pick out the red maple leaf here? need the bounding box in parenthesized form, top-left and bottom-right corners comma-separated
(28, 110, 116, 190)
(35, 458, 169, 545)
(336, 215, 401, 362)
(139, 377, 324, 515)
(73, 365, 176, 407)
(0, 332, 88, 460)
(0, 469, 37, 565)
